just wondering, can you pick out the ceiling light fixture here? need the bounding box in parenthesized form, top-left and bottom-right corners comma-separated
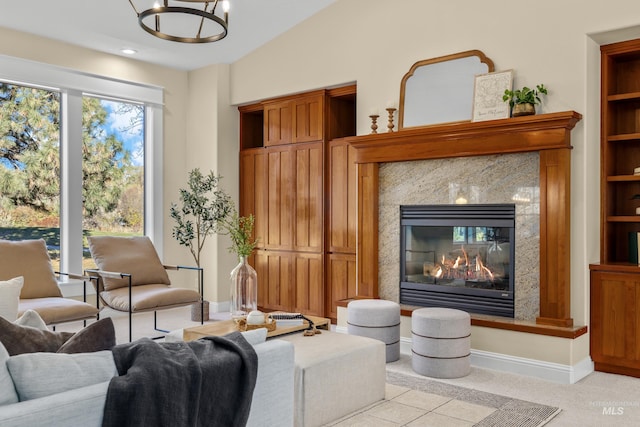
(128, 0, 230, 44)
(121, 48, 138, 55)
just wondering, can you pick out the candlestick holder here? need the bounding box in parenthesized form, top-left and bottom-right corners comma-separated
(386, 108, 396, 132)
(369, 114, 379, 134)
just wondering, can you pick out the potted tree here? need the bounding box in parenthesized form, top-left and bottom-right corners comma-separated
(170, 168, 233, 320)
(503, 84, 548, 117)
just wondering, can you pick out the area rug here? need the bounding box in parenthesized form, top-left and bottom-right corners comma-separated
(386, 371, 561, 427)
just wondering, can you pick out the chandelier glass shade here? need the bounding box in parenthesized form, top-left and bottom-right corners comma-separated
(129, 0, 230, 44)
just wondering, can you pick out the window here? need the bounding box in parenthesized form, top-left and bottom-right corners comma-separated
(0, 56, 163, 283)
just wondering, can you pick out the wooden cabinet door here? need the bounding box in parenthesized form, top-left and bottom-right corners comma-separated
(326, 253, 356, 321)
(255, 250, 293, 312)
(265, 146, 294, 250)
(328, 140, 357, 253)
(292, 94, 324, 144)
(591, 270, 640, 376)
(239, 149, 267, 248)
(264, 100, 292, 146)
(293, 142, 323, 253)
(293, 252, 324, 316)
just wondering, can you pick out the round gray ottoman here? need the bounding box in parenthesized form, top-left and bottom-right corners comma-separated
(347, 299, 400, 362)
(411, 307, 471, 378)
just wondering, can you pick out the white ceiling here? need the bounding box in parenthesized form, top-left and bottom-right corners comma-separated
(0, 0, 335, 70)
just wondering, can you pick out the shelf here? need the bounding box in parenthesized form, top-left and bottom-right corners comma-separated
(608, 132, 640, 142)
(606, 216, 640, 222)
(608, 91, 640, 101)
(607, 174, 640, 182)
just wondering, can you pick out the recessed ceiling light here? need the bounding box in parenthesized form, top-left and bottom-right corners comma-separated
(121, 48, 137, 55)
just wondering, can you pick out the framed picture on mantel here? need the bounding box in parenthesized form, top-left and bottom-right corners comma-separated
(472, 69, 513, 122)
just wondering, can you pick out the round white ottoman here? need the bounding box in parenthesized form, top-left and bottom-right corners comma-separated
(347, 299, 400, 362)
(411, 307, 471, 378)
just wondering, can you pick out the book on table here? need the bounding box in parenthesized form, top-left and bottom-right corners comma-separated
(271, 312, 304, 327)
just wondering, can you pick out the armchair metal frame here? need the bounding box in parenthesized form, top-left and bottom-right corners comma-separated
(85, 265, 204, 342)
(52, 271, 97, 329)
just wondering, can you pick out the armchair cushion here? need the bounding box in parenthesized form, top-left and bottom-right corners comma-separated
(6, 350, 116, 401)
(88, 236, 171, 291)
(18, 297, 99, 325)
(100, 284, 199, 312)
(0, 277, 23, 321)
(0, 239, 62, 299)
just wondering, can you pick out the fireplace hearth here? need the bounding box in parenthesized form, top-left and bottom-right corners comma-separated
(400, 204, 515, 317)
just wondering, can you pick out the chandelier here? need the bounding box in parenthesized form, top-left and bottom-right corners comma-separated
(128, 0, 230, 44)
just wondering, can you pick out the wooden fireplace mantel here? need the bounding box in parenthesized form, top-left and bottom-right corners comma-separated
(344, 111, 582, 328)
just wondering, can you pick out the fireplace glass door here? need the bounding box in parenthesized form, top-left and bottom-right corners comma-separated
(400, 204, 515, 317)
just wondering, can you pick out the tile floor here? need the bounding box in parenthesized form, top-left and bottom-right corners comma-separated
(327, 383, 496, 427)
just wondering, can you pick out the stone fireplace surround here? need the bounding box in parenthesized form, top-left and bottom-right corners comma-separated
(345, 111, 583, 331)
(379, 153, 539, 320)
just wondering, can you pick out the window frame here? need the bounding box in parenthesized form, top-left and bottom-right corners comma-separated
(0, 54, 164, 282)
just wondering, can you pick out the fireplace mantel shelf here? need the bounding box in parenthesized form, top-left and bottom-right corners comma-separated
(346, 110, 583, 330)
(345, 111, 582, 164)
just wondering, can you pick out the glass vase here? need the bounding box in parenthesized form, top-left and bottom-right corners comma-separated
(230, 256, 257, 319)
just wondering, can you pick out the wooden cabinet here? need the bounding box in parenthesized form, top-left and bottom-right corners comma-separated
(590, 39, 640, 378)
(239, 86, 356, 318)
(326, 253, 356, 321)
(590, 265, 640, 377)
(328, 139, 357, 253)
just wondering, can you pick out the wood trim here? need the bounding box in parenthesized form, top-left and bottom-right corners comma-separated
(345, 111, 582, 164)
(347, 111, 582, 327)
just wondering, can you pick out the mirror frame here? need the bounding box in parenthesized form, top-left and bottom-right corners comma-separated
(398, 50, 495, 130)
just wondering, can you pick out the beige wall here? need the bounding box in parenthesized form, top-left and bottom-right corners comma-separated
(229, 0, 640, 364)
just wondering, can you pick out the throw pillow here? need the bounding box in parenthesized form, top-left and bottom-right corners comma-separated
(57, 317, 116, 354)
(7, 350, 117, 401)
(14, 309, 48, 330)
(0, 239, 62, 299)
(0, 341, 19, 406)
(0, 315, 73, 356)
(88, 235, 171, 291)
(0, 276, 23, 321)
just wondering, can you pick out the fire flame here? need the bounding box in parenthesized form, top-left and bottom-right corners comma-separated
(427, 246, 496, 282)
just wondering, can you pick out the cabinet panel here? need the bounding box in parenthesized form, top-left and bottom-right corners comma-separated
(293, 252, 324, 316)
(255, 251, 293, 312)
(326, 253, 357, 321)
(265, 147, 294, 249)
(591, 269, 640, 375)
(328, 140, 357, 253)
(293, 142, 324, 252)
(239, 149, 267, 247)
(292, 94, 324, 143)
(264, 101, 292, 146)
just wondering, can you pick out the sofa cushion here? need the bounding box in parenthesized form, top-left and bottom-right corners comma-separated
(0, 316, 116, 356)
(15, 309, 48, 330)
(0, 239, 62, 299)
(0, 276, 23, 321)
(6, 350, 117, 401)
(57, 318, 116, 354)
(88, 235, 171, 291)
(0, 341, 19, 405)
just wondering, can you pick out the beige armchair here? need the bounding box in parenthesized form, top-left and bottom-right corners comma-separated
(86, 235, 203, 342)
(0, 239, 99, 325)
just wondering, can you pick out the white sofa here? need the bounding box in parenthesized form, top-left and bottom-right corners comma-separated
(0, 333, 295, 427)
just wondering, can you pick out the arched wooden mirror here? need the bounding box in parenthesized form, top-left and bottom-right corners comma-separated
(398, 50, 494, 129)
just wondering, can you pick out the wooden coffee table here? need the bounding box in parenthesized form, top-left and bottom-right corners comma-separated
(182, 315, 330, 341)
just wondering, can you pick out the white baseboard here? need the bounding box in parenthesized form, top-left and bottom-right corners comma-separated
(354, 333, 594, 385)
(209, 300, 230, 313)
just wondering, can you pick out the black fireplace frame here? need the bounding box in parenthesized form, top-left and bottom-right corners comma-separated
(399, 204, 515, 318)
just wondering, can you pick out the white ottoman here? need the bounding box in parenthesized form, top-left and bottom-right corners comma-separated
(347, 299, 401, 362)
(279, 330, 385, 427)
(411, 307, 471, 379)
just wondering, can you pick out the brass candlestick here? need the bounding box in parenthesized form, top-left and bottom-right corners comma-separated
(369, 114, 379, 134)
(386, 108, 396, 132)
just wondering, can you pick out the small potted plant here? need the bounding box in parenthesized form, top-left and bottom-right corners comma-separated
(503, 84, 548, 117)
